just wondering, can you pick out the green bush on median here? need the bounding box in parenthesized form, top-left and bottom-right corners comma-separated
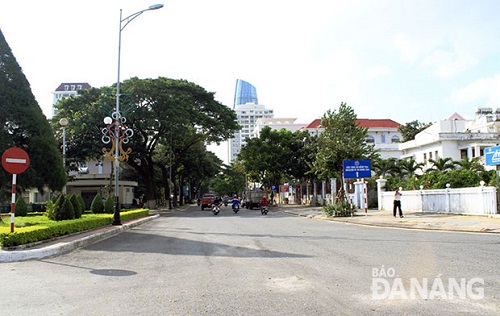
(0, 209, 150, 248)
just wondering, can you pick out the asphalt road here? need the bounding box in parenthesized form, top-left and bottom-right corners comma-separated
(1, 205, 499, 315)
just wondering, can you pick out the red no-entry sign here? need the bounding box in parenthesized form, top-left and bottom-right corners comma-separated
(2, 147, 30, 174)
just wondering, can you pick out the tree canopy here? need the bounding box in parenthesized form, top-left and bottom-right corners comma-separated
(312, 102, 378, 181)
(397, 120, 432, 142)
(53, 77, 240, 205)
(0, 28, 66, 196)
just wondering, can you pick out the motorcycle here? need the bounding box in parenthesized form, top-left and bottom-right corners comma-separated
(260, 205, 268, 215)
(212, 203, 220, 215)
(232, 203, 240, 214)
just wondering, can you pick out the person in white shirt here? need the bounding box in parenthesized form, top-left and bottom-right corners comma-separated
(393, 188, 404, 218)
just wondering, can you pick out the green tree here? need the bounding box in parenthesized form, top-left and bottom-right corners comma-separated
(53, 77, 239, 207)
(209, 163, 247, 197)
(427, 157, 455, 173)
(454, 156, 485, 173)
(238, 126, 297, 189)
(398, 157, 424, 178)
(0, 28, 66, 194)
(397, 120, 432, 142)
(312, 102, 378, 183)
(372, 157, 400, 178)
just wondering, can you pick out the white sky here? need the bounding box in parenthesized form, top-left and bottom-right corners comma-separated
(2, 0, 500, 163)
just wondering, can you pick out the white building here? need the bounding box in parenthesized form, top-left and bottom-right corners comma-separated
(52, 82, 91, 116)
(400, 111, 500, 171)
(304, 118, 403, 159)
(253, 118, 305, 138)
(229, 102, 274, 162)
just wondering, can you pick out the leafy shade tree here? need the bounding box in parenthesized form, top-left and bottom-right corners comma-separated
(238, 126, 297, 189)
(54, 77, 239, 207)
(313, 102, 379, 184)
(209, 163, 247, 197)
(0, 29, 66, 195)
(397, 120, 432, 142)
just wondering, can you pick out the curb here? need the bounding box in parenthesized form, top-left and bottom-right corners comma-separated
(0, 214, 159, 263)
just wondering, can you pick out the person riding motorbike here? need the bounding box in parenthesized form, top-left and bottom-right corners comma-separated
(231, 195, 240, 212)
(260, 195, 269, 214)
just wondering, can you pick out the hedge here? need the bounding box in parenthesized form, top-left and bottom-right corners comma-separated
(0, 209, 150, 248)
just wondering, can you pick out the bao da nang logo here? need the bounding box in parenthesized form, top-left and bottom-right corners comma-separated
(371, 266, 484, 300)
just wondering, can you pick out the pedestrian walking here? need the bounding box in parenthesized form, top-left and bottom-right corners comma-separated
(393, 188, 404, 218)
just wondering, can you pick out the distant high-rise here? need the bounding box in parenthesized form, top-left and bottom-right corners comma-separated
(229, 79, 273, 162)
(233, 79, 258, 109)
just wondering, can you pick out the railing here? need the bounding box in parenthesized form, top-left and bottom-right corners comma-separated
(378, 185, 498, 215)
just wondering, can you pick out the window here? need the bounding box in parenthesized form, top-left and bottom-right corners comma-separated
(77, 85, 82, 90)
(460, 149, 467, 159)
(429, 152, 433, 159)
(435, 151, 438, 159)
(71, 85, 76, 90)
(381, 134, 386, 143)
(423, 153, 427, 162)
(64, 85, 69, 91)
(365, 136, 375, 143)
(391, 136, 400, 143)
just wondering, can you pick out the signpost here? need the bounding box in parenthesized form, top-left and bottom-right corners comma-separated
(485, 145, 500, 166)
(343, 160, 371, 216)
(343, 159, 371, 179)
(485, 145, 500, 211)
(2, 147, 30, 232)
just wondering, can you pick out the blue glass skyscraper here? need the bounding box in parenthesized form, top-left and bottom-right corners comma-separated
(233, 79, 258, 109)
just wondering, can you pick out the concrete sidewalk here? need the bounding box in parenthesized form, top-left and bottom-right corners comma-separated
(278, 204, 500, 234)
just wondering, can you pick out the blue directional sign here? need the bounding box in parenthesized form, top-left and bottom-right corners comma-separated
(485, 145, 500, 165)
(343, 159, 371, 179)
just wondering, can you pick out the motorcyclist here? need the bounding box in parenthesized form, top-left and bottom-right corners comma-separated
(231, 195, 240, 210)
(260, 195, 269, 210)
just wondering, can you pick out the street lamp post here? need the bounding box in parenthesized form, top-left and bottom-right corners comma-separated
(103, 4, 164, 226)
(59, 118, 69, 195)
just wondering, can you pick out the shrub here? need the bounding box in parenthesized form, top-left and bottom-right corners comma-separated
(77, 195, 86, 213)
(104, 195, 115, 214)
(15, 197, 28, 217)
(91, 194, 104, 214)
(50, 194, 75, 221)
(322, 201, 353, 217)
(69, 194, 83, 219)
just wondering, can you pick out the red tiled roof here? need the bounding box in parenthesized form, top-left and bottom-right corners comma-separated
(304, 118, 400, 129)
(356, 119, 401, 128)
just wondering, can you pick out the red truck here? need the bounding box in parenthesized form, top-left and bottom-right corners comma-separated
(200, 193, 216, 210)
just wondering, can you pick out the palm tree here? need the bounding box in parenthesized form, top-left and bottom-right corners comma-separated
(398, 157, 424, 178)
(454, 156, 485, 173)
(427, 157, 455, 173)
(372, 157, 400, 178)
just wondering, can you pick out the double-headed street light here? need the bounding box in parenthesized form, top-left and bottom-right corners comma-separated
(102, 4, 164, 226)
